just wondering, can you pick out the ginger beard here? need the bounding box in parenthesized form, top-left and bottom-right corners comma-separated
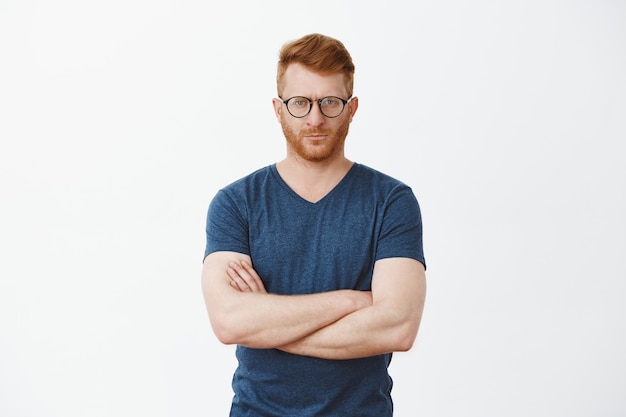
(279, 111, 351, 163)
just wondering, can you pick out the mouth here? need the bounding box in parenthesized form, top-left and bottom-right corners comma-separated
(304, 133, 328, 141)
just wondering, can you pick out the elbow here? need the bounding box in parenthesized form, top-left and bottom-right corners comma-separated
(389, 318, 421, 352)
(211, 318, 273, 348)
(205, 300, 259, 345)
(211, 321, 238, 345)
(394, 332, 417, 352)
(210, 310, 266, 347)
(388, 300, 424, 352)
(205, 294, 270, 347)
(204, 289, 250, 345)
(209, 310, 243, 345)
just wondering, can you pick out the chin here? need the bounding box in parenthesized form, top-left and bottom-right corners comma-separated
(297, 142, 344, 163)
(282, 121, 349, 163)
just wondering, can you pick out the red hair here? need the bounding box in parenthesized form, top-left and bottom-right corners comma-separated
(277, 33, 355, 97)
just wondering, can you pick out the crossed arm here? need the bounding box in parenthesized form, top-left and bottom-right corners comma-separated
(201, 251, 426, 360)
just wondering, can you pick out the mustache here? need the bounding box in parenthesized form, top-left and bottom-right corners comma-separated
(300, 129, 331, 135)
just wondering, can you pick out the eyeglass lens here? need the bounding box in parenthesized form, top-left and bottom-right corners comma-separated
(285, 96, 347, 118)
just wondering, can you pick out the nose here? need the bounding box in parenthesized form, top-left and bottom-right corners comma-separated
(305, 101, 325, 126)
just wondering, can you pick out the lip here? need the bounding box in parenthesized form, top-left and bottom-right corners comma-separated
(304, 134, 327, 140)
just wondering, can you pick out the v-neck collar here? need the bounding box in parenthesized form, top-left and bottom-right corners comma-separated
(269, 163, 358, 206)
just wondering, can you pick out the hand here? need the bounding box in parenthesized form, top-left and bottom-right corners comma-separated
(227, 260, 267, 294)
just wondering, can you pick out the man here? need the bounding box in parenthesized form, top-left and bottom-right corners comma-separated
(201, 33, 426, 416)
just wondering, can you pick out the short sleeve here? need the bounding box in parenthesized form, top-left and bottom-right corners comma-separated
(203, 189, 250, 260)
(375, 185, 426, 269)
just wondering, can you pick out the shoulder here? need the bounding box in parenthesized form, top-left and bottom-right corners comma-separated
(347, 164, 423, 224)
(213, 165, 277, 201)
(352, 163, 407, 185)
(209, 164, 289, 216)
(220, 165, 274, 192)
(208, 165, 274, 214)
(351, 163, 414, 197)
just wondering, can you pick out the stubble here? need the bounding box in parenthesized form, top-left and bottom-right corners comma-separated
(280, 115, 351, 163)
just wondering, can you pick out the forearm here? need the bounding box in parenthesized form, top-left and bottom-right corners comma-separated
(278, 300, 421, 360)
(279, 258, 427, 360)
(209, 289, 369, 349)
(206, 254, 425, 356)
(202, 251, 371, 349)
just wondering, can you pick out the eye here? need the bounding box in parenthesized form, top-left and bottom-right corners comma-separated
(292, 98, 308, 107)
(321, 98, 337, 106)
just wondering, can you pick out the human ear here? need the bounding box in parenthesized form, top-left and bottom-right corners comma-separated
(348, 96, 359, 121)
(272, 98, 282, 121)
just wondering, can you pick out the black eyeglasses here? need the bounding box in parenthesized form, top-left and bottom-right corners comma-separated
(278, 96, 352, 118)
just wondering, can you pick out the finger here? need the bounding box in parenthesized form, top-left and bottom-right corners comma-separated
(240, 261, 267, 293)
(229, 261, 263, 292)
(229, 279, 244, 291)
(227, 265, 251, 292)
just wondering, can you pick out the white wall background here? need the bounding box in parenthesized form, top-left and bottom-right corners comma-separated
(1, 1, 624, 416)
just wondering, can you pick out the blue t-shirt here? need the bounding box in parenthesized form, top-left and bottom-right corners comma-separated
(204, 163, 425, 417)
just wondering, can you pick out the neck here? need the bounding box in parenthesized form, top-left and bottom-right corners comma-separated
(276, 154, 353, 203)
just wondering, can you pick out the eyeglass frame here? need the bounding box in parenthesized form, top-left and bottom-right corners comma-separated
(278, 95, 353, 119)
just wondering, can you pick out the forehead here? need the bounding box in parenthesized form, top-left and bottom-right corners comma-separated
(281, 63, 348, 98)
